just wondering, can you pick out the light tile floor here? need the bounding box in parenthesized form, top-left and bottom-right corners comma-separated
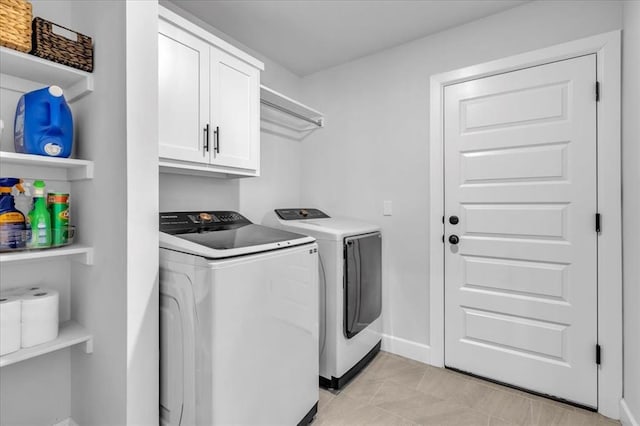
(314, 351, 619, 426)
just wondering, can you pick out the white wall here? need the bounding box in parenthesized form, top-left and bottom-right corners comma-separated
(159, 1, 305, 223)
(125, 1, 160, 425)
(68, 1, 128, 424)
(622, 1, 640, 424)
(300, 0, 623, 358)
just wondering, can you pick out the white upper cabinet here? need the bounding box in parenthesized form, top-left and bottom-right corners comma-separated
(210, 47, 260, 170)
(158, 20, 210, 164)
(158, 7, 263, 177)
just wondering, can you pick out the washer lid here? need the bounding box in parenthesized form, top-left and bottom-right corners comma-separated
(160, 211, 314, 258)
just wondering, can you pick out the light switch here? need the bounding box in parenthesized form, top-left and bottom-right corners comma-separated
(383, 200, 392, 216)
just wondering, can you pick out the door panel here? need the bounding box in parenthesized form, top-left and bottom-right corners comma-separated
(463, 256, 567, 299)
(461, 308, 567, 360)
(444, 55, 597, 407)
(210, 48, 259, 170)
(462, 204, 568, 239)
(461, 82, 568, 132)
(158, 20, 210, 164)
(461, 142, 568, 183)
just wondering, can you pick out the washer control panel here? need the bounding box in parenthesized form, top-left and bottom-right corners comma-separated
(160, 211, 251, 233)
(275, 208, 330, 220)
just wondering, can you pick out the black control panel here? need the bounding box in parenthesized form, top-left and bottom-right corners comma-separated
(160, 211, 251, 234)
(275, 208, 330, 220)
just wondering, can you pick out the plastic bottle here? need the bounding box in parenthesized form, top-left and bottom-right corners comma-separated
(14, 181, 31, 223)
(0, 178, 27, 250)
(14, 86, 74, 158)
(28, 180, 51, 248)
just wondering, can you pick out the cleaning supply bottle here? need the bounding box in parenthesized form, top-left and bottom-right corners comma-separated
(28, 180, 51, 248)
(0, 178, 27, 250)
(14, 86, 74, 158)
(14, 181, 31, 223)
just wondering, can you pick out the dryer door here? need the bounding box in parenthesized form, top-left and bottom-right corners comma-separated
(344, 232, 382, 338)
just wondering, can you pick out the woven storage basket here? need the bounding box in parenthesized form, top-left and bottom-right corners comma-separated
(0, 0, 32, 52)
(31, 17, 93, 72)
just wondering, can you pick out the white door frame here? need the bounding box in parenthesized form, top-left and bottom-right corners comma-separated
(429, 31, 622, 419)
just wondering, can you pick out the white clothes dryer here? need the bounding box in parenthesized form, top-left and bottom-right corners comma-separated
(159, 211, 319, 426)
(266, 208, 382, 389)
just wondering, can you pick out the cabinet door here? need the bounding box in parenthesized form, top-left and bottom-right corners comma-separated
(210, 48, 260, 171)
(159, 20, 210, 164)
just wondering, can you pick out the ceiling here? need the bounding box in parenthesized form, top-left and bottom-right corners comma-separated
(170, 0, 529, 77)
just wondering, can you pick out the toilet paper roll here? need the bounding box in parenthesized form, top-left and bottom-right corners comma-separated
(21, 288, 59, 348)
(0, 295, 22, 356)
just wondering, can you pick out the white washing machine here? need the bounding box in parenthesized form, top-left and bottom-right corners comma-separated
(159, 211, 319, 426)
(266, 208, 382, 389)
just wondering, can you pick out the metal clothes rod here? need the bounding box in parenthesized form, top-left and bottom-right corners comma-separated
(260, 99, 323, 128)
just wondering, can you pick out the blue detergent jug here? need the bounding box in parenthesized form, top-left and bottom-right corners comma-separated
(14, 86, 73, 158)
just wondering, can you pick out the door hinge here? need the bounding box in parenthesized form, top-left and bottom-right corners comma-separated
(442, 234, 445, 243)
(596, 344, 601, 365)
(596, 81, 600, 102)
(595, 213, 601, 233)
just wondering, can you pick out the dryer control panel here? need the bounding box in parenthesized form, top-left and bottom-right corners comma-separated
(275, 208, 330, 220)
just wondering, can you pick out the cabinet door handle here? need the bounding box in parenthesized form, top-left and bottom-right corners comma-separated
(214, 126, 220, 154)
(203, 124, 210, 153)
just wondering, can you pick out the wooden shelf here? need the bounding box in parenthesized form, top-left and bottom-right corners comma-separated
(0, 151, 94, 181)
(0, 47, 93, 102)
(0, 321, 93, 368)
(260, 85, 324, 140)
(0, 245, 94, 265)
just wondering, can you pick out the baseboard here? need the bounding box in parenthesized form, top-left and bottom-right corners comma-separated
(381, 333, 431, 364)
(52, 418, 79, 426)
(621, 399, 639, 426)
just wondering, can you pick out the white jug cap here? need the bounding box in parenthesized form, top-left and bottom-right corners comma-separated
(48, 86, 63, 97)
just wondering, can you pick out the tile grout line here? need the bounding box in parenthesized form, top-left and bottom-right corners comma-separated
(367, 379, 385, 405)
(372, 401, 422, 426)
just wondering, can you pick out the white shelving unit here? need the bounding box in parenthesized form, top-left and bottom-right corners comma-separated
(0, 245, 94, 265)
(0, 151, 94, 181)
(260, 85, 324, 140)
(0, 321, 93, 368)
(0, 47, 93, 102)
(0, 47, 95, 375)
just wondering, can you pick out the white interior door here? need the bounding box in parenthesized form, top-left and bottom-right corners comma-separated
(444, 55, 598, 407)
(158, 20, 210, 164)
(210, 47, 259, 170)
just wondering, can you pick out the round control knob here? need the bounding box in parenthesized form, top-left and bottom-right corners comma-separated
(199, 212, 213, 223)
(449, 216, 459, 225)
(448, 235, 460, 245)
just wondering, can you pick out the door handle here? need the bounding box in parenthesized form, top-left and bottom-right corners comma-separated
(449, 216, 459, 225)
(203, 124, 210, 154)
(448, 235, 459, 245)
(214, 126, 220, 154)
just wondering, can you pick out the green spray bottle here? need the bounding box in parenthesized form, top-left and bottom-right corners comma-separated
(29, 180, 51, 248)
